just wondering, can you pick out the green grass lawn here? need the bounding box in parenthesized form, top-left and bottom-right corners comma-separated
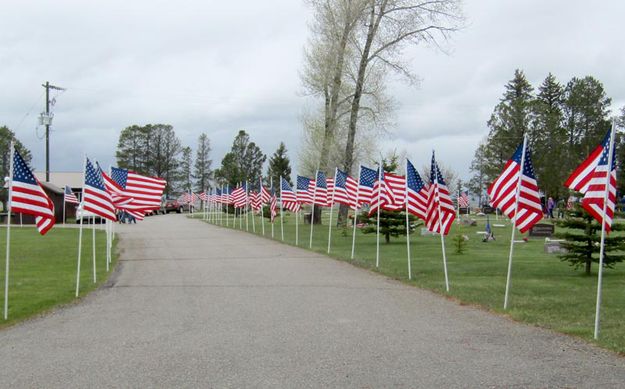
(0, 225, 116, 328)
(195, 209, 625, 354)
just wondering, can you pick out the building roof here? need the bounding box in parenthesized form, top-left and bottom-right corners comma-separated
(33, 171, 83, 189)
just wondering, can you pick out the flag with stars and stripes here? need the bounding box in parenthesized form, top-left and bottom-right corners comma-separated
(425, 153, 456, 235)
(406, 159, 429, 222)
(297, 175, 313, 204)
(270, 188, 278, 222)
(565, 129, 617, 232)
(110, 167, 166, 211)
(358, 166, 378, 205)
(64, 185, 79, 205)
(458, 191, 470, 208)
(9, 147, 55, 235)
(381, 173, 406, 212)
(83, 158, 117, 222)
(332, 169, 358, 210)
(313, 171, 328, 206)
(281, 177, 301, 212)
(488, 142, 543, 233)
(232, 183, 248, 208)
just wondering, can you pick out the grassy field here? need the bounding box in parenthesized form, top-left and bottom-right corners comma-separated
(0, 225, 116, 328)
(195, 209, 625, 354)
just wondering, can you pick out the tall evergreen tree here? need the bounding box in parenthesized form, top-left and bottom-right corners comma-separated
(483, 69, 535, 180)
(214, 130, 266, 187)
(531, 73, 567, 200)
(468, 141, 487, 207)
(266, 142, 292, 190)
(178, 146, 192, 193)
(193, 133, 212, 192)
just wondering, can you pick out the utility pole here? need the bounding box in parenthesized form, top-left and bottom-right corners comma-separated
(41, 81, 65, 182)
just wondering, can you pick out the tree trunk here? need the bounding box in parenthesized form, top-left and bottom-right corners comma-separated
(585, 258, 592, 276)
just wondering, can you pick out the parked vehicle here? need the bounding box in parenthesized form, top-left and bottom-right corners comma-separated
(162, 198, 183, 214)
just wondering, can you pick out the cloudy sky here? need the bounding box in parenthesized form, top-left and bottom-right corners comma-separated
(1, 0, 624, 182)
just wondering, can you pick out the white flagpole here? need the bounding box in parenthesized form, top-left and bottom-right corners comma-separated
(63, 195, 66, 225)
(270, 180, 274, 239)
(91, 216, 97, 283)
(327, 168, 337, 254)
(405, 160, 412, 280)
(351, 165, 362, 259)
(245, 183, 249, 231)
(4, 142, 15, 319)
(310, 171, 318, 249)
(376, 162, 382, 268)
(260, 178, 265, 236)
(504, 135, 528, 309)
(456, 188, 461, 224)
(594, 120, 616, 339)
(105, 219, 110, 272)
(279, 177, 285, 241)
(76, 155, 87, 297)
(220, 185, 224, 226)
(433, 153, 450, 292)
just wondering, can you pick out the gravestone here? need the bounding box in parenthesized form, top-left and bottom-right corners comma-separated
(529, 223, 555, 237)
(544, 241, 566, 254)
(421, 228, 437, 236)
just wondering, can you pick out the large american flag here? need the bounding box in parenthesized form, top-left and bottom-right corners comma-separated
(358, 166, 378, 205)
(101, 168, 146, 220)
(83, 158, 117, 222)
(9, 147, 55, 235)
(280, 177, 301, 212)
(297, 175, 313, 204)
(333, 169, 358, 210)
(381, 173, 406, 212)
(488, 141, 542, 233)
(425, 153, 456, 235)
(64, 185, 79, 205)
(313, 171, 328, 206)
(565, 129, 617, 232)
(110, 167, 166, 211)
(458, 191, 470, 208)
(406, 159, 429, 222)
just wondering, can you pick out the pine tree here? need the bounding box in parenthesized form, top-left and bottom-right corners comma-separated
(266, 142, 292, 190)
(358, 210, 419, 243)
(193, 133, 212, 192)
(555, 205, 625, 275)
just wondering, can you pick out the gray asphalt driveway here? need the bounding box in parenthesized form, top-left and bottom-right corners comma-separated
(0, 214, 624, 388)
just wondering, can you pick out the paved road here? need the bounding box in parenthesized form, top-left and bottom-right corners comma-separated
(1, 214, 624, 388)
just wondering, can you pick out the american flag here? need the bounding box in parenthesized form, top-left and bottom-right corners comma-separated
(369, 169, 396, 216)
(488, 141, 542, 233)
(313, 171, 328, 206)
(381, 173, 406, 212)
(231, 183, 248, 208)
(565, 129, 617, 232)
(222, 186, 232, 204)
(250, 190, 263, 212)
(458, 191, 470, 208)
(110, 167, 166, 211)
(270, 188, 278, 222)
(358, 166, 378, 205)
(260, 181, 271, 204)
(9, 147, 55, 235)
(199, 191, 209, 201)
(297, 175, 313, 204)
(406, 159, 429, 222)
(326, 177, 334, 206)
(83, 158, 117, 222)
(425, 153, 456, 235)
(280, 177, 301, 212)
(180, 192, 198, 204)
(101, 169, 146, 219)
(64, 185, 79, 205)
(333, 169, 358, 210)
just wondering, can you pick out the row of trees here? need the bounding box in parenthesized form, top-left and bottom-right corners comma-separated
(468, 70, 624, 204)
(116, 124, 212, 195)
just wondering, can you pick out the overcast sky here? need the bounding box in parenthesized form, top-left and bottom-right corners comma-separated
(1, 0, 624, 183)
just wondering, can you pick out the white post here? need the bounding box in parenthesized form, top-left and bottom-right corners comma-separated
(279, 178, 284, 241)
(310, 171, 318, 249)
(504, 136, 528, 309)
(91, 217, 96, 283)
(327, 168, 337, 254)
(4, 142, 14, 319)
(63, 197, 66, 225)
(405, 160, 412, 280)
(433, 155, 450, 292)
(351, 165, 362, 260)
(295, 209, 299, 246)
(106, 220, 110, 272)
(594, 121, 616, 339)
(456, 188, 461, 224)
(75, 155, 87, 297)
(376, 163, 382, 268)
(260, 178, 265, 236)
(245, 184, 249, 232)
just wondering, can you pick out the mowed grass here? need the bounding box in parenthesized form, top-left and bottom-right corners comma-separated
(194, 209, 625, 354)
(0, 225, 116, 328)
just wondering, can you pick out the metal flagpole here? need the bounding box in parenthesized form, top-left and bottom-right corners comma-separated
(376, 161, 382, 268)
(504, 135, 528, 309)
(63, 196, 66, 225)
(351, 165, 361, 259)
(433, 152, 450, 292)
(270, 180, 274, 239)
(76, 155, 87, 297)
(245, 183, 249, 231)
(405, 160, 412, 280)
(4, 142, 14, 319)
(327, 168, 337, 254)
(456, 188, 461, 224)
(279, 177, 285, 241)
(310, 171, 318, 249)
(92, 216, 97, 283)
(594, 120, 616, 339)
(251, 190, 256, 233)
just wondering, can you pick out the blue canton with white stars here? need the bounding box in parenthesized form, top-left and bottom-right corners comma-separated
(510, 143, 537, 178)
(598, 130, 617, 169)
(297, 176, 310, 190)
(12, 149, 37, 184)
(111, 167, 128, 188)
(430, 152, 447, 186)
(315, 171, 327, 189)
(335, 169, 348, 188)
(281, 177, 294, 192)
(359, 166, 377, 188)
(406, 159, 425, 192)
(85, 158, 106, 190)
